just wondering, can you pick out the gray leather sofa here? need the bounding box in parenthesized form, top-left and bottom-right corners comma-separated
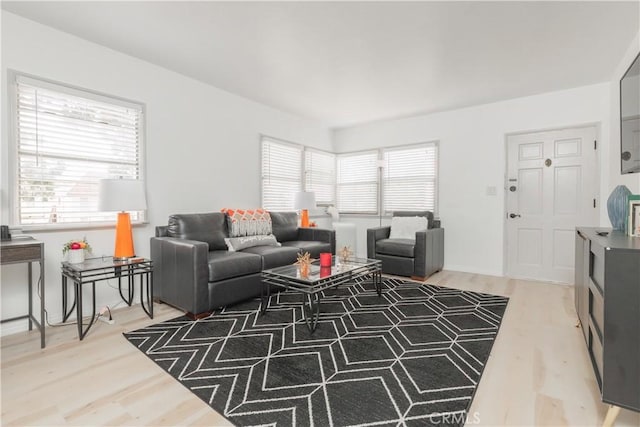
(367, 211, 444, 280)
(151, 211, 335, 318)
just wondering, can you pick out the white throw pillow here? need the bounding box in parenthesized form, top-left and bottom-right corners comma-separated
(389, 216, 429, 240)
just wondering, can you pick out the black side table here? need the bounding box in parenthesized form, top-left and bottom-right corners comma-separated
(61, 257, 153, 340)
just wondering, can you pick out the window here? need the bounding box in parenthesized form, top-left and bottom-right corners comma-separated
(13, 74, 145, 226)
(260, 137, 439, 215)
(304, 149, 335, 206)
(383, 143, 438, 214)
(261, 137, 302, 210)
(336, 151, 379, 214)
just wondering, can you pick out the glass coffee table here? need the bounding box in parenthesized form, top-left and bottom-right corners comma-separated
(261, 257, 382, 333)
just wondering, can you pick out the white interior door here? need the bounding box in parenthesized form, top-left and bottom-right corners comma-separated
(506, 126, 598, 283)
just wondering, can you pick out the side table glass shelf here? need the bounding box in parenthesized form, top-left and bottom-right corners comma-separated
(61, 256, 153, 340)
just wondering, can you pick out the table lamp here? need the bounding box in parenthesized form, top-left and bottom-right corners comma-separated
(98, 178, 147, 260)
(294, 191, 316, 228)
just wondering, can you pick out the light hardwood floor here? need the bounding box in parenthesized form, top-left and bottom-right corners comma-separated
(1, 271, 639, 426)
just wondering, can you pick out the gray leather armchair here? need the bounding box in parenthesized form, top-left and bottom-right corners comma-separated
(367, 211, 444, 280)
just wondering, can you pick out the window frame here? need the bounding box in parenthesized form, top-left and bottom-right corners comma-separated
(7, 70, 147, 231)
(335, 149, 380, 215)
(260, 135, 304, 211)
(304, 147, 336, 207)
(260, 135, 338, 211)
(381, 141, 439, 216)
(335, 141, 439, 217)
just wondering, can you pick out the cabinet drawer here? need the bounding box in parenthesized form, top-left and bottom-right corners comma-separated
(0, 244, 42, 264)
(589, 322, 604, 387)
(589, 284, 604, 339)
(590, 245, 605, 292)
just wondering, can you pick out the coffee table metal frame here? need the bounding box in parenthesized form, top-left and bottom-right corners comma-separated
(261, 258, 382, 333)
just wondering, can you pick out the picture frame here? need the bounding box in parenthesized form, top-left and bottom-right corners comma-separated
(627, 194, 640, 236)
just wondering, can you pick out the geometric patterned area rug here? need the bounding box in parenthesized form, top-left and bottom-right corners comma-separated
(124, 277, 508, 426)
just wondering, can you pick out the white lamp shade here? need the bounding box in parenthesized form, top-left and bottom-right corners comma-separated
(293, 191, 316, 210)
(98, 179, 147, 212)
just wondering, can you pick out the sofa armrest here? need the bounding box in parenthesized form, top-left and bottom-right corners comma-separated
(414, 228, 445, 278)
(367, 226, 391, 258)
(150, 236, 210, 315)
(298, 227, 337, 254)
(432, 219, 441, 229)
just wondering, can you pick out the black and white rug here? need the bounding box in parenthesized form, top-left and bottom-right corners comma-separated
(124, 278, 508, 426)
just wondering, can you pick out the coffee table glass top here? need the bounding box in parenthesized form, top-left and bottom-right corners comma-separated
(263, 257, 380, 283)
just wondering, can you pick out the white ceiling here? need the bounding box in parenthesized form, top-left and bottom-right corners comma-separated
(3, 1, 639, 129)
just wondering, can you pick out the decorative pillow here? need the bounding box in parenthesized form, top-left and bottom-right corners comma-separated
(224, 234, 281, 252)
(389, 216, 429, 240)
(221, 208, 272, 237)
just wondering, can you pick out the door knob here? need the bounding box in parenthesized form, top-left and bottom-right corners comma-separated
(509, 213, 521, 218)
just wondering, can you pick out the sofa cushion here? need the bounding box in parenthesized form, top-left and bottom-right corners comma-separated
(393, 211, 434, 229)
(376, 238, 415, 258)
(168, 213, 228, 250)
(389, 216, 428, 240)
(221, 208, 272, 237)
(207, 250, 262, 282)
(269, 211, 299, 242)
(282, 241, 331, 258)
(241, 245, 300, 269)
(224, 234, 280, 252)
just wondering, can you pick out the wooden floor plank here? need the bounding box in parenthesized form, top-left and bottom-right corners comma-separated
(1, 272, 639, 426)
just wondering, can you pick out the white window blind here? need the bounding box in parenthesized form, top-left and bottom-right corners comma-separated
(336, 151, 378, 214)
(383, 143, 438, 213)
(261, 138, 302, 210)
(14, 75, 144, 226)
(304, 149, 335, 206)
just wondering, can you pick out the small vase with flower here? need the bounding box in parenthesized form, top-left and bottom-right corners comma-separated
(63, 238, 92, 264)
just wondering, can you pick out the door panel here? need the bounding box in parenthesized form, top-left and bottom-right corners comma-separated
(518, 228, 542, 265)
(506, 126, 598, 283)
(554, 138, 581, 158)
(554, 166, 581, 215)
(520, 142, 544, 160)
(553, 229, 575, 269)
(519, 168, 543, 214)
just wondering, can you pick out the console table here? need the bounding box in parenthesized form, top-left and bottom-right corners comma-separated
(574, 228, 640, 425)
(0, 237, 45, 348)
(61, 257, 153, 340)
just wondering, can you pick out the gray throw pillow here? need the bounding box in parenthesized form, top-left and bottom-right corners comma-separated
(224, 234, 281, 252)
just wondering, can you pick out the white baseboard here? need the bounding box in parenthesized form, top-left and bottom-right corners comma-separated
(443, 264, 504, 278)
(1, 298, 139, 337)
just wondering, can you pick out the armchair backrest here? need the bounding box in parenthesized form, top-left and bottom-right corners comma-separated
(392, 211, 435, 229)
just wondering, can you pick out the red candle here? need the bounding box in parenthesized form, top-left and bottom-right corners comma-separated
(320, 252, 332, 267)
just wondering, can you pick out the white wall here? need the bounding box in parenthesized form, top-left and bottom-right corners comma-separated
(0, 12, 332, 336)
(333, 84, 611, 275)
(608, 31, 640, 194)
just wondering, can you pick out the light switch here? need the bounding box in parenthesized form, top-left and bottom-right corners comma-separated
(486, 186, 497, 196)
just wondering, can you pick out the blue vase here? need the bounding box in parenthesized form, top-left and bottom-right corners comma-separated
(607, 185, 631, 231)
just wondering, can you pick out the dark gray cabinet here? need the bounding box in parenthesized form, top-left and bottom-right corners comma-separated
(574, 228, 640, 413)
(574, 230, 589, 342)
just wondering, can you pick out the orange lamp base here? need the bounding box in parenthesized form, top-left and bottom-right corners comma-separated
(114, 211, 135, 260)
(300, 209, 310, 228)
